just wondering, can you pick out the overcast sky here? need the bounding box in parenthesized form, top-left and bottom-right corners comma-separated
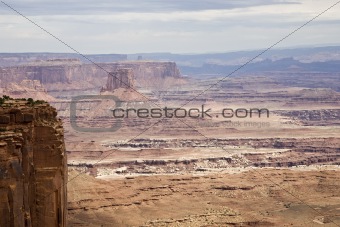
(0, 0, 340, 54)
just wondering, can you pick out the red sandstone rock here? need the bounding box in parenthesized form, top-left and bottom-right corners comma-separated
(0, 101, 67, 227)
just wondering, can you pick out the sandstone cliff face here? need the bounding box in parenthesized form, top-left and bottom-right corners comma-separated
(0, 101, 67, 227)
(0, 61, 183, 92)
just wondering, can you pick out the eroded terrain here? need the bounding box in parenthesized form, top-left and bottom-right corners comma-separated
(67, 168, 340, 226)
(62, 66, 339, 226)
(1, 56, 339, 226)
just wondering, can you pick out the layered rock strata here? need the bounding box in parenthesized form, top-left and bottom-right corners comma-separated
(0, 101, 67, 227)
(0, 60, 183, 92)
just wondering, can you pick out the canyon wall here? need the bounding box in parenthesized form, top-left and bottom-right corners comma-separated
(0, 60, 183, 92)
(0, 101, 67, 227)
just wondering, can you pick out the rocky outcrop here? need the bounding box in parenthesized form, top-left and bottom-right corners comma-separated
(0, 100, 67, 227)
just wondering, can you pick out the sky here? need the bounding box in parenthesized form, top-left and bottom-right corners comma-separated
(0, 0, 340, 54)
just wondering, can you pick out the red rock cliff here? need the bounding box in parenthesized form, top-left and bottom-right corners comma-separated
(0, 100, 67, 227)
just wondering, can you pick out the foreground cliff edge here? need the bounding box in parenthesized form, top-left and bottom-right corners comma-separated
(0, 97, 67, 227)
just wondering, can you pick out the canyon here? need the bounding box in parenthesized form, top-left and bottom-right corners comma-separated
(61, 59, 340, 226)
(0, 51, 339, 226)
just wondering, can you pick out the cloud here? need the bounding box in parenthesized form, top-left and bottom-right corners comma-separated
(1, 0, 299, 15)
(0, 0, 339, 53)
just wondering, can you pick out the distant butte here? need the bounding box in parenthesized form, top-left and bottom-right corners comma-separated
(101, 68, 135, 92)
(100, 68, 147, 101)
